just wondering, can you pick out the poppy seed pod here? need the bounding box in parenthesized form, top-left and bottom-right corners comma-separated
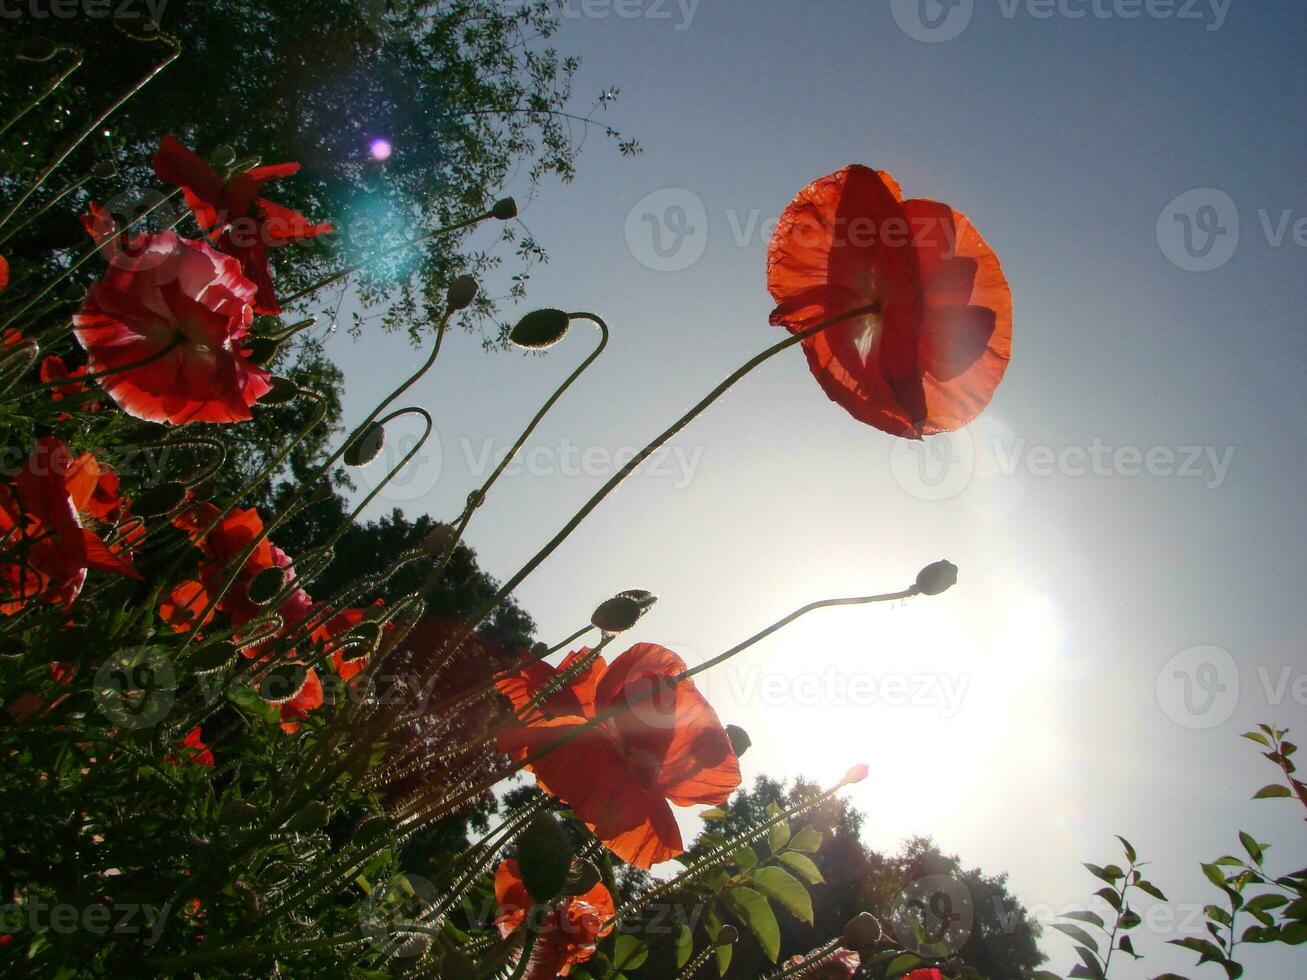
(245, 336, 281, 366)
(492, 197, 518, 220)
(257, 662, 307, 703)
(260, 378, 299, 404)
(421, 522, 458, 556)
(343, 423, 385, 467)
(914, 559, 959, 596)
(131, 481, 187, 517)
(446, 275, 479, 312)
(211, 145, 236, 168)
(841, 911, 882, 950)
(509, 309, 571, 350)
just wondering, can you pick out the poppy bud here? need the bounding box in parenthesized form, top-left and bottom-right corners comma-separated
(245, 336, 280, 366)
(492, 197, 518, 220)
(509, 309, 570, 350)
(446, 275, 479, 312)
(211, 145, 237, 168)
(63, 282, 87, 303)
(841, 911, 882, 949)
(257, 662, 307, 703)
(287, 801, 331, 831)
(91, 159, 117, 179)
(260, 377, 299, 404)
(246, 566, 286, 605)
(840, 764, 869, 786)
(191, 641, 236, 673)
(715, 925, 739, 945)
(421, 522, 458, 556)
(914, 559, 958, 596)
(725, 724, 751, 758)
(221, 798, 260, 824)
(344, 423, 385, 467)
(131, 481, 186, 517)
(518, 812, 572, 903)
(590, 589, 656, 634)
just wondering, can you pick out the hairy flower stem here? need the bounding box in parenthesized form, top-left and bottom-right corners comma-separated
(767, 939, 845, 978)
(0, 45, 82, 139)
(0, 36, 180, 231)
(386, 303, 881, 732)
(415, 312, 610, 598)
(398, 585, 911, 826)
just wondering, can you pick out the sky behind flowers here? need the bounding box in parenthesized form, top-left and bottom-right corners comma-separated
(326, 3, 1307, 974)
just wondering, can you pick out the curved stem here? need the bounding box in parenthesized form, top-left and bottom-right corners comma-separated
(5, 336, 183, 404)
(416, 311, 610, 600)
(0, 46, 83, 139)
(0, 36, 180, 230)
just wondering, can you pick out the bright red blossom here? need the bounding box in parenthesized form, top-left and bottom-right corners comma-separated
(72, 230, 271, 424)
(0, 438, 138, 614)
(768, 165, 1011, 438)
(167, 726, 215, 767)
(494, 859, 614, 978)
(153, 134, 332, 315)
(496, 643, 741, 868)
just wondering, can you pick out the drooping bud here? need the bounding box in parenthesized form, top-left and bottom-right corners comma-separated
(191, 640, 237, 673)
(246, 566, 286, 605)
(590, 589, 656, 634)
(211, 144, 237, 168)
(509, 309, 570, 350)
(257, 663, 307, 703)
(245, 335, 280, 366)
(492, 197, 518, 220)
(446, 275, 479, 311)
(343, 423, 385, 467)
(725, 724, 752, 758)
(91, 159, 117, 179)
(421, 522, 458, 556)
(914, 559, 958, 596)
(841, 911, 882, 950)
(131, 481, 187, 517)
(517, 812, 573, 903)
(260, 377, 299, 404)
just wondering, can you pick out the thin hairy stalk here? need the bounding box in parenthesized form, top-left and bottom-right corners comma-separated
(0, 45, 83, 138)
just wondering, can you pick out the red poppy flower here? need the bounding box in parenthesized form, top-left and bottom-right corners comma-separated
(768, 165, 1011, 438)
(63, 452, 125, 523)
(0, 255, 8, 292)
(72, 231, 271, 424)
(278, 667, 323, 733)
(0, 437, 138, 614)
(167, 725, 215, 767)
(497, 643, 741, 868)
(494, 859, 614, 978)
(310, 600, 387, 680)
(152, 134, 333, 315)
(904, 971, 944, 980)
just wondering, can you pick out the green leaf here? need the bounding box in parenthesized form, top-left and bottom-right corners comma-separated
(732, 845, 757, 871)
(1201, 863, 1230, 890)
(1116, 836, 1137, 864)
(1239, 831, 1265, 865)
(1253, 784, 1292, 799)
(1084, 862, 1123, 884)
(1136, 879, 1168, 901)
(767, 819, 791, 855)
(751, 867, 813, 925)
(883, 953, 924, 977)
(789, 826, 823, 852)
(1051, 922, 1099, 952)
(1072, 944, 1105, 979)
(724, 886, 781, 962)
(700, 807, 727, 821)
(1242, 731, 1271, 747)
(674, 924, 693, 969)
(777, 852, 823, 884)
(1095, 887, 1122, 911)
(612, 934, 648, 971)
(1063, 909, 1105, 929)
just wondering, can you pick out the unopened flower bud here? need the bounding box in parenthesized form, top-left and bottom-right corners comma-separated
(590, 589, 656, 634)
(247, 566, 286, 605)
(725, 724, 751, 758)
(245, 336, 280, 366)
(840, 764, 869, 787)
(211, 144, 236, 168)
(509, 309, 570, 350)
(914, 559, 958, 596)
(343, 423, 385, 467)
(446, 275, 479, 311)
(91, 159, 117, 179)
(841, 911, 882, 950)
(492, 197, 518, 220)
(421, 522, 458, 556)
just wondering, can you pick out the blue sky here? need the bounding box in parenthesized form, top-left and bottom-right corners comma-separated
(320, 2, 1307, 974)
